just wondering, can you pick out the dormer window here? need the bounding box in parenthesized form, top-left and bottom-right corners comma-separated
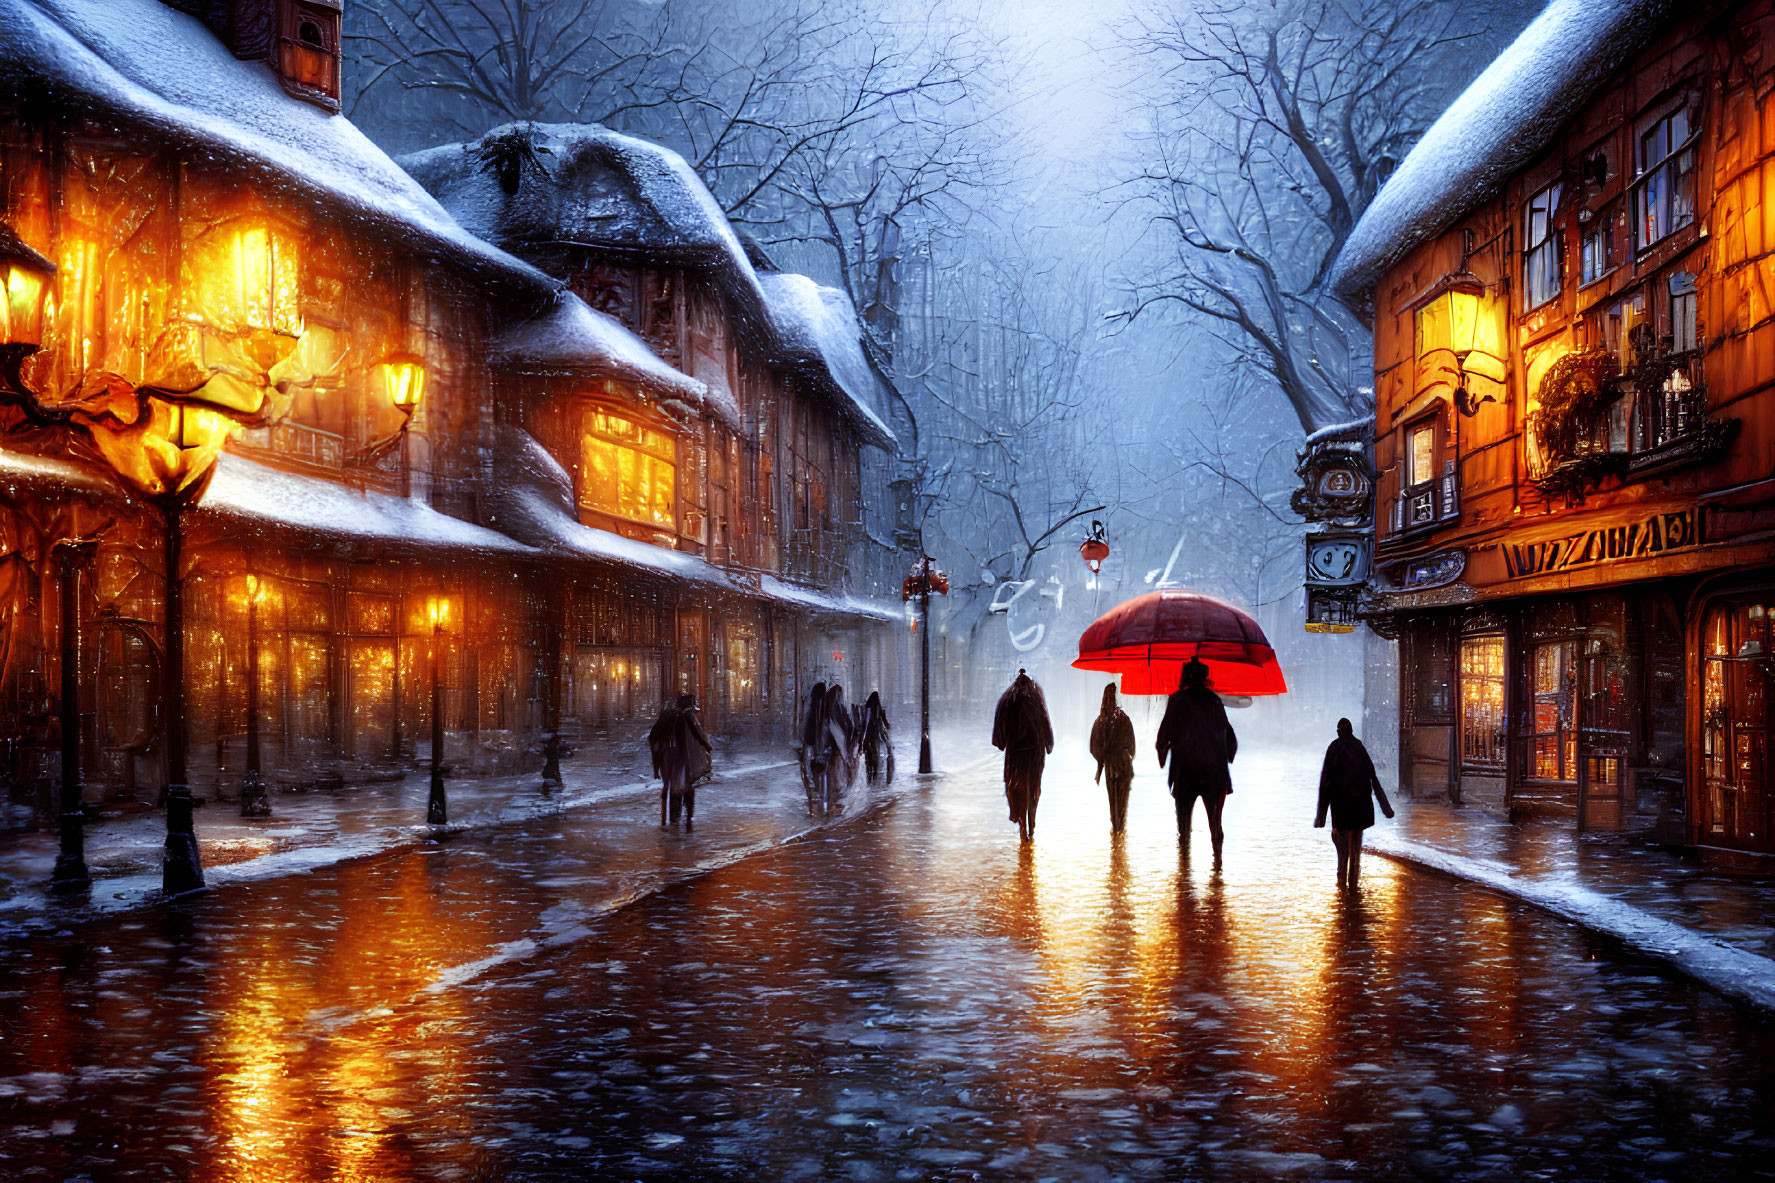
(275, 0, 342, 111)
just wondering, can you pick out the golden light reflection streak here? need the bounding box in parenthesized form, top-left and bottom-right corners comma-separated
(997, 753, 1199, 1051)
(210, 926, 312, 1180)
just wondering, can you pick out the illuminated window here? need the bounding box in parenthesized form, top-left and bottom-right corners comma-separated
(1635, 104, 1697, 250)
(186, 223, 302, 338)
(1408, 421, 1435, 487)
(581, 408, 677, 529)
(1523, 182, 1562, 309)
(1460, 634, 1506, 768)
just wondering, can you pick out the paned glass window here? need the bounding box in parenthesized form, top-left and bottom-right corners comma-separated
(580, 409, 677, 529)
(1524, 182, 1563, 309)
(1636, 105, 1697, 249)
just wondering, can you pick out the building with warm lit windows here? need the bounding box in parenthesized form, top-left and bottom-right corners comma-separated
(1332, 0, 1775, 861)
(403, 122, 909, 744)
(0, 0, 905, 827)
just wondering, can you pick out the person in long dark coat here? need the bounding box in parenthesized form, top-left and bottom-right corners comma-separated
(1155, 659, 1237, 855)
(799, 680, 828, 808)
(823, 683, 857, 797)
(860, 690, 892, 783)
(649, 693, 712, 828)
(1314, 717, 1395, 885)
(992, 668, 1054, 843)
(1090, 683, 1137, 833)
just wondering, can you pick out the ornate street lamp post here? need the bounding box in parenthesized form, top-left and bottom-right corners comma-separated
(427, 594, 450, 825)
(901, 557, 949, 774)
(372, 352, 425, 498)
(238, 574, 271, 817)
(49, 537, 97, 894)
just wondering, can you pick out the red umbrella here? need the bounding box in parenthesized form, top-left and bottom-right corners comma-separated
(1073, 590, 1288, 696)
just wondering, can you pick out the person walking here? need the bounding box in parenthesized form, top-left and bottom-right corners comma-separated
(860, 690, 893, 783)
(1314, 717, 1395, 885)
(992, 668, 1054, 843)
(1090, 683, 1137, 833)
(1155, 659, 1237, 856)
(649, 692, 712, 829)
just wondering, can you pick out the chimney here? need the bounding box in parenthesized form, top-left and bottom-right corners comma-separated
(162, 0, 342, 113)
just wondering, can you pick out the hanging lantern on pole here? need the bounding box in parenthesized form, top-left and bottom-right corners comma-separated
(1079, 519, 1110, 576)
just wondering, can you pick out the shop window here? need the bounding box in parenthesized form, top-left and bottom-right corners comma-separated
(1459, 634, 1506, 769)
(1527, 641, 1577, 782)
(1635, 101, 1697, 250)
(1700, 600, 1774, 851)
(1523, 181, 1563, 310)
(580, 408, 677, 530)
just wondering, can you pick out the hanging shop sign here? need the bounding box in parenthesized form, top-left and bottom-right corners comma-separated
(1501, 506, 1697, 580)
(1304, 531, 1370, 587)
(1305, 588, 1359, 633)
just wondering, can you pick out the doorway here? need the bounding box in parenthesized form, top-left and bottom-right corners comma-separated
(1701, 600, 1774, 853)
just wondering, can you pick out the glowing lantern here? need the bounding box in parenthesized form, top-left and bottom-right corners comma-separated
(0, 225, 53, 350)
(86, 397, 233, 501)
(1415, 275, 1505, 416)
(378, 352, 427, 415)
(1079, 519, 1110, 575)
(427, 595, 452, 631)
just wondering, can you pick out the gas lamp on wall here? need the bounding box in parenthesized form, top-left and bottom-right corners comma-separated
(353, 351, 428, 496)
(1417, 277, 1505, 418)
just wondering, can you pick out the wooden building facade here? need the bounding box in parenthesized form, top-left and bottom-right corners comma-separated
(0, 0, 905, 825)
(1335, 0, 1775, 859)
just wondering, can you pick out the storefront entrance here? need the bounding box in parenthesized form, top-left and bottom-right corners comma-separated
(1701, 599, 1775, 853)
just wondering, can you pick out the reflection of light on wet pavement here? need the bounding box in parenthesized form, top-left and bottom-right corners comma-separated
(2, 737, 1774, 1179)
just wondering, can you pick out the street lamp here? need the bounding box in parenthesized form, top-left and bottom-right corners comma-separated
(901, 556, 949, 774)
(0, 226, 53, 395)
(427, 594, 450, 825)
(238, 573, 271, 818)
(49, 536, 99, 894)
(1079, 520, 1110, 576)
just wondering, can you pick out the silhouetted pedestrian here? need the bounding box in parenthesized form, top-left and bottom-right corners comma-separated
(860, 690, 893, 783)
(1090, 683, 1137, 833)
(1315, 717, 1394, 885)
(649, 692, 712, 829)
(992, 668, 1053, 843)
(1155, 659, 1237, 855)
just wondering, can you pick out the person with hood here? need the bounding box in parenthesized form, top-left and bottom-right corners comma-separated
(823, 683, 857, 797)
(648, 692, 712, 828)
(860, 690, 893, 783)
(1155, 659, 1237, 855)
(1315, 717, 1395, 885)
(992, 669, 1054, 842)
(1090, 683, 1138, 833)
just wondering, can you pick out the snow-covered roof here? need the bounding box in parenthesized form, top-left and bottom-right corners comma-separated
(757, 272, 896, 448)
(0, 0, 554, 295)
(201, 453, 531, 555)
(493, 292, 705, 403)
(760, 575, 900, 624)
(1330, 0, 1676, 303)
(400, 122, 763, 306)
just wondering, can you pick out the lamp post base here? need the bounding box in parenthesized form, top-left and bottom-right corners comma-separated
(427, 771, 448, 825)
(239, 770, 271, 818)
(919, 734, 933, 775)
(49, 810, 91, 895)
(541, 732, 562, 791)
(162, 787, 205, 896)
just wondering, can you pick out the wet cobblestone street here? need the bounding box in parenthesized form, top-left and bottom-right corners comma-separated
(3, 743, 1775, 1181)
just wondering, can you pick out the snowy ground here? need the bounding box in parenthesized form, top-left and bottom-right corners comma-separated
(2, 742, 1773, 1180)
